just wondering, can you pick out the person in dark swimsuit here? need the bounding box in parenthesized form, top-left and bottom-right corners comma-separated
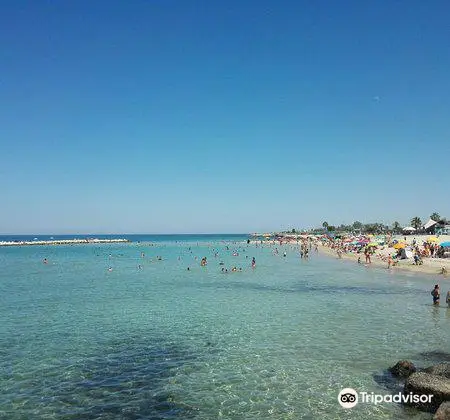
(431, 284, 440, 305)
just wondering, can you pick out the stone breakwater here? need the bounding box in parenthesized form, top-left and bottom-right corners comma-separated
(0, 238, 130, 247)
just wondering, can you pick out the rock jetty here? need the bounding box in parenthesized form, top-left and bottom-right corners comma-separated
(388, 360, 450, 417)
(0, 238, 130, 247)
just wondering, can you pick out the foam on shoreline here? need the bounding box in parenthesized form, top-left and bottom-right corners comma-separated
(0, 238, 130, 247)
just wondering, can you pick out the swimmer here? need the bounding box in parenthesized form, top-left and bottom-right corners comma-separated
(283, 252, 287, 257)
(43, 258, 48, 264)
(108, 267, 113, 272)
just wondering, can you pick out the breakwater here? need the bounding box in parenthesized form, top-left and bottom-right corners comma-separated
(0, 238, 130, 247)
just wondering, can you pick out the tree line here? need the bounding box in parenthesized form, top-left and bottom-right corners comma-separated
(316, 213, 447, 234)
(283, 213, 448, 235)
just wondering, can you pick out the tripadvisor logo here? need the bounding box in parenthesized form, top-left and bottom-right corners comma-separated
(338, 388, 433, 408)
(338, 388, 358, 408)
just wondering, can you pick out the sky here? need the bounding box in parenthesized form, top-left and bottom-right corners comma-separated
(1, 0, 449, 234)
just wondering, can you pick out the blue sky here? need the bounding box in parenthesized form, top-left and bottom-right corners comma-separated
(1, 0, 449, 234)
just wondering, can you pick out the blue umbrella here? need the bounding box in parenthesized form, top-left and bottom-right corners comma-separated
(440, 241, 450, 247)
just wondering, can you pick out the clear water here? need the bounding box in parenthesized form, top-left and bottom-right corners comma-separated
(1, 236, 448, 419)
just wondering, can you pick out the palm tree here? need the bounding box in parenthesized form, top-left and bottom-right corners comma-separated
(322, 221, 328, 230)
(365, 224, 377, 234)
(430, 212, 440, 222)
(411, 217, 422, 230)
(352, 221, 363, 230)
(392, 221, 401, 233)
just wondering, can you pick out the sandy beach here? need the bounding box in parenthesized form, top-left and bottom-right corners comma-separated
(318, 234, 450, 277)
(251, 234, 450, 278)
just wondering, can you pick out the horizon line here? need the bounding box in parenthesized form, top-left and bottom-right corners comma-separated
(0, 232, 255, 236)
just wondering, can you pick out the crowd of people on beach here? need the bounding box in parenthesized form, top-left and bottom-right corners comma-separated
(257, 233, 450, 308)
(318, 233, 449, 273)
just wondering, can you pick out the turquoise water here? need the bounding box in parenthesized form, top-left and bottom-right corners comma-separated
(1, 236, 449, 419)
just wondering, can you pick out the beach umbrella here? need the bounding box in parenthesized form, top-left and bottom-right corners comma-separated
(402, 227, 416, 232)
(440, 241, 450, 248)
(368, 243, 378, 247)
(427, 236, 438, 242)
(393, 243, 406, 249)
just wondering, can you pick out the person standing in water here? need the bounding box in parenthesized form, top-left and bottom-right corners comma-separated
(431, 284, 440, 305)
(251, 257, 256, 268)
(364, 247, 371, 264)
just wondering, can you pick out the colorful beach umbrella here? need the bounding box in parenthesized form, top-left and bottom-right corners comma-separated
(427, 236, 439, 242)
(368, 243, 378, 247)
(393, 243, 406, 249)
(440, 242, 450, 248)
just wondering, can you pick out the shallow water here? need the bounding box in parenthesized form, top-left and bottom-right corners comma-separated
(1, 237, 448, 419)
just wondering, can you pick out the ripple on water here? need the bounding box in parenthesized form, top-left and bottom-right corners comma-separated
(0, 240, 448, 420)
(0, 335, 200, 420)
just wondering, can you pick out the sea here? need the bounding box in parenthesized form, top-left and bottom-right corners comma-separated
(1, 234, 449, 419)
